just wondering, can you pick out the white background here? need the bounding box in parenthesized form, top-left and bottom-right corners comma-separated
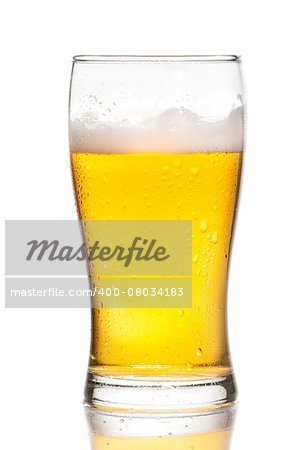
(1, 1, 308, 449)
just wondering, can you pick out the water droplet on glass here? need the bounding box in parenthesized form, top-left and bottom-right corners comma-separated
(173, 158, 182, 168)
(200, 220, 207, 232)
(211, 232, 219, 244)
(196, 348, 203, 356)
(191, 167, 199, 176)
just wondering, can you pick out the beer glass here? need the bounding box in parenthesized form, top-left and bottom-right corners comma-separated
(69, 55, 245, 411)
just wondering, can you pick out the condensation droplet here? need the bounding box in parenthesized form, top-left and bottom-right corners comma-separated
(178, 309, 184, 316)
(211, 232, 219, 244)
(191, 167, 199, 176)
(196, 347, 203, 357)
(200, 220, 208, 232)
(173, 158, 182, 168)
(193, 254, 199, 263)
(197, 268, 201, 276)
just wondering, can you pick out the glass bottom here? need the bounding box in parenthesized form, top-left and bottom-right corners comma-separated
(84, 370, 237, 412)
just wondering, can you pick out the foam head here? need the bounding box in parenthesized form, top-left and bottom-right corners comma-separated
(70, 105, 244, 154)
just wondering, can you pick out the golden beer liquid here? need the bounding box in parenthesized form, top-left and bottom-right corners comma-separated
(90, 428, 232, 450)
(71, 152, 242, 377)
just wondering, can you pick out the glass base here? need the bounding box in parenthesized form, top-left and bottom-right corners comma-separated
(84, 370, 237, 412)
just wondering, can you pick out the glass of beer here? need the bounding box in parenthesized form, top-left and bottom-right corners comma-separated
(69, 55, 245, 411)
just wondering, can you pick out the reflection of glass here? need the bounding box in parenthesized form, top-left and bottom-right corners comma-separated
(85, 404, 236, 450)
(69, 56, 244, 410)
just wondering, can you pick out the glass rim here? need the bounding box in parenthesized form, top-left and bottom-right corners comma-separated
(72, 55, 241, 63)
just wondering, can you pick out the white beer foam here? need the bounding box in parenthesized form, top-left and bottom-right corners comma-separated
(70, 106, 244, 153)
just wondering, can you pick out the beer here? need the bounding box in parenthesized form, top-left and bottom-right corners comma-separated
(90, 426, 232, 450)
(71, 151, 242, 377)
